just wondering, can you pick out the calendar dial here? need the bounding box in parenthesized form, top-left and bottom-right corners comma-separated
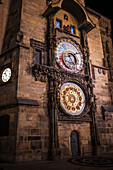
(60, 82, 86, 116)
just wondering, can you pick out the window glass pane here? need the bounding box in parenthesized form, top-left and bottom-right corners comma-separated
(71, 26, 75, 34)
(35, 50, 41, 64)
(56, 20, 61, 28)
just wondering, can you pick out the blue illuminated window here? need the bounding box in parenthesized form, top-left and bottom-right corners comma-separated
(71, 26, 75, 34)
(56, 19, 62, 28)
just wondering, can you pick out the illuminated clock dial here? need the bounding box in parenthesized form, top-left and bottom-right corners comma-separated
(2, 68, 12, 83)
(55, 39, 83, 73)
(60, 82, 85, 116)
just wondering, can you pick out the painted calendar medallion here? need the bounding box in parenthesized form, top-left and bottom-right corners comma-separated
(60, 82, 85, 116)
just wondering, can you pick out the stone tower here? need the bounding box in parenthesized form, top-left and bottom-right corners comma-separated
(0, 0, 113, 162)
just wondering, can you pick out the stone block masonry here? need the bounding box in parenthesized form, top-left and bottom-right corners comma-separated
(58, 122, 92, 157)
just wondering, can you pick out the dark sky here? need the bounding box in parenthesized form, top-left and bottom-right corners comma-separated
(85, 0, 113, 21)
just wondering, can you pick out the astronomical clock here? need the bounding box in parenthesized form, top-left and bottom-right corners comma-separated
(45, 3, 94, 122)
(54, 32, 89, 118)
(55, 39, 83, 73)
(33, 5, 91, 120)
(54, 36, 88, 118)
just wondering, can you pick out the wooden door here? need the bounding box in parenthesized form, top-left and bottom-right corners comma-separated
(70, 131, 80, 156)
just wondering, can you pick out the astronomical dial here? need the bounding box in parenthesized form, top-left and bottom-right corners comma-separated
(55, 39, 83, 73)
(2, 68, 12, 83)
(60, 82, 86, 116)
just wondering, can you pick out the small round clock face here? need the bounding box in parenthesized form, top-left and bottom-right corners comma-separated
(55, 39, 83, 73)
(60, 82, 85, 116)
(2, 68, 12, 83)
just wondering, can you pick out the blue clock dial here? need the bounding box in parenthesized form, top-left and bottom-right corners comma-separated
(55, 39, 83, 73)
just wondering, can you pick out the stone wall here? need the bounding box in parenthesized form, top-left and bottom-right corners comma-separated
(15, 105, 49, 162)
(87, 15, 104, 66)
(99, 15, 113, 104)
(0, 106, 18, 162)
(16, 45, 49, 161)
(97, 111, 113, 154)
(20, 0, 47, 45)
(0, 0, 10, 53)
(1, 0, 22, 52)
(15, 0, 50, 161)
(87, 12, 112, 155)
(58, 121, 92, 157)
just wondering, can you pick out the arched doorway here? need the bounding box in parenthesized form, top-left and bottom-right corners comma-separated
(70, 130, 80, 156)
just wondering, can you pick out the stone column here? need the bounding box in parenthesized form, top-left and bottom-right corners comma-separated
(47, 10, 59, 160)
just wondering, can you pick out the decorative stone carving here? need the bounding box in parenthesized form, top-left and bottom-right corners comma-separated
(32, 64, 88, 84)
(30, 39, 46, 50)
(16, 31, 23, 42)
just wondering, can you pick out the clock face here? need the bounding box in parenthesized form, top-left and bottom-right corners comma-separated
(55, 39, 83, 73)
(2, 68, 12, 83)
(60, 82, 85, 116)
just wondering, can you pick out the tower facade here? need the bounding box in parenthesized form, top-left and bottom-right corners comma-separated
(0, 0, 113, 162)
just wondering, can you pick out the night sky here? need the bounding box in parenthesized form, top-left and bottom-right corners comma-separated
(85, 0, 113, 21)
(85, 0, 113, 40)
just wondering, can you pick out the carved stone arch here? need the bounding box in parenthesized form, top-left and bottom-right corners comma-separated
(52, 0, 95, 33)
(62, 0, 86, 24)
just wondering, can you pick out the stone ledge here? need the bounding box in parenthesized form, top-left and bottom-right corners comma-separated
(101, 106, 113, 112)
(17, 98, 39, 106)
(0, 98, 39, 110)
